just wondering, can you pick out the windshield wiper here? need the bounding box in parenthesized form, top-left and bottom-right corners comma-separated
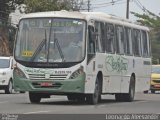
(51, 29, 65, 62)
(54, 38, 65, 62)
(31, 30, 47, 61)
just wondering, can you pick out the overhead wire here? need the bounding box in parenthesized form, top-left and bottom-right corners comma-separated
(91, 0, 124, 5)
(90, 0, 156, 16)
(134, 0, 157, 15)
(91, 0, 127, 9)
(133, 0, 145, 12)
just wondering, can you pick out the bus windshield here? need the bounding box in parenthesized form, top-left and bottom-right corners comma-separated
(15, 18, 86, 63)
(152, 66, 160, 74)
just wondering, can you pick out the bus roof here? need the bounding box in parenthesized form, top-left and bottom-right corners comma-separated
(20, 11, 149, 31)
(20, 11, 86, 19)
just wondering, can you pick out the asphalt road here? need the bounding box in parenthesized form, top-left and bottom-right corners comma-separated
(0, 91, 160, 115)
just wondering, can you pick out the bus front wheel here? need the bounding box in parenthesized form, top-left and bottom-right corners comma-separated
(29, 92, 41, 103)
(86, 77, 100, 105)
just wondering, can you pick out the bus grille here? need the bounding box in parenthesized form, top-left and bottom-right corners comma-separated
(28, 74, 68, 80)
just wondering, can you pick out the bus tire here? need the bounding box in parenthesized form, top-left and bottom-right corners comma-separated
(115, 76, 135, 102)
(29, 92, 41, 103)
(5, 80, 13, 94)
(86, 77, 100, 105)
(124, 76, 135, 102)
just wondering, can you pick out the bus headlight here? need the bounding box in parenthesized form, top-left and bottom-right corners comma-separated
(14, 67, 27, 79)
(69, 66, 84, 79)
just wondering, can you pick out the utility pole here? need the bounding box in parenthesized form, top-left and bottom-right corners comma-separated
(126, 0, 130, 19)
(87, 0, 90, 12)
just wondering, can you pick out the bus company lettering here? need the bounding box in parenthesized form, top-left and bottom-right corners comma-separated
(105, 55, 128, 73)
(25, 68, 71, 75)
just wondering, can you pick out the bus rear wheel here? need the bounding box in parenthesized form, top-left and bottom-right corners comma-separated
(29, 92, 41, 103)
(115, 76, 135, 102)
(125, 76, 135, 102)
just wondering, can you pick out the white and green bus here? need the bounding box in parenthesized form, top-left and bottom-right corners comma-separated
(13, 11, 151, 104)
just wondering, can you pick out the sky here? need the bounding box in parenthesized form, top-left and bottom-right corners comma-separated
(90, 0, 160, 20)
(11, 0, 160, 24)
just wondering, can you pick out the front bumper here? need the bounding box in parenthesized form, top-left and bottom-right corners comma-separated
(13, 73, 85, 94)
(150, 80, 160, 91)
(150, 84, 160, 91)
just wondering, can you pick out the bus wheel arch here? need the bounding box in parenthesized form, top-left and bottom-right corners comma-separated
(86, 71, 103, 104)
(115, 73, 136, 102)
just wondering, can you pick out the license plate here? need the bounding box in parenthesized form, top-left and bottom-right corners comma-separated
(40, 82, 53, 87)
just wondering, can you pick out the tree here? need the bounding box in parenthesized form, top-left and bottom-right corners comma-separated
(21, 0, 85, 13)
(0, 0, 24, 25)
(131, 11, 160, 64)
(0, 0, 85, 56)
(0, 0, 23, 56)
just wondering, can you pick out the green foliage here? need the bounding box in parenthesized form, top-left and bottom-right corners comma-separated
(0, 0, 23, 24)
(22, 0, 69, 13)
(131, 11, 160, 28)
(131, 11, 160, 64)
(21, 0, 84, 13)
(0, 0, 23, 56)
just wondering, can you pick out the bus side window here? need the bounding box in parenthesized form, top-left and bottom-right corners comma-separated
(142, 30, 149, 57)
(106, 23, 114, 53)
(115, 25, 124, 54)
(124, 27, 132, 55)
(88, 26, 95, 54)
(95, 22, 103, 53)
(132, 29, 141, 56)
(100, 22, 105, 52)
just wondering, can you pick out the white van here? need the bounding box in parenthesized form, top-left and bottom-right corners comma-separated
(0, 56, 13, 94)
